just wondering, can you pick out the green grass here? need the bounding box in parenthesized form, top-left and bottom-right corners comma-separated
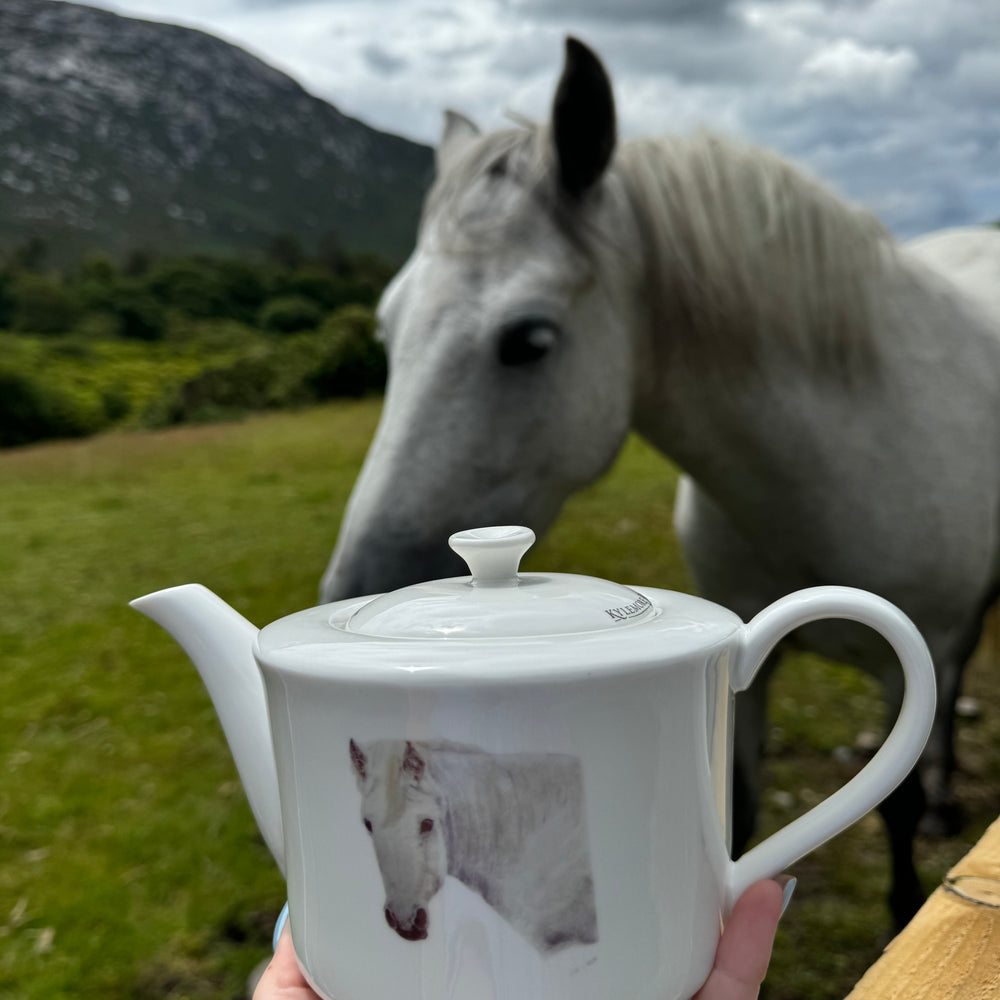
(1, 400, 998, 999)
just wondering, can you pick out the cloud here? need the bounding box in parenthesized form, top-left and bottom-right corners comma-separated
(952, 48, 1000, 98)
(505, 0, 735, 25)
(800, 38, 918, 100)
(361, 43, 408, 76)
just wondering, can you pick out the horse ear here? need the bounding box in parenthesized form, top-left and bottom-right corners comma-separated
(401, 741, 426, 783)
(349, 739, 367, 782)
(437, 109, 481, 174)
(551, 37, 616, 198)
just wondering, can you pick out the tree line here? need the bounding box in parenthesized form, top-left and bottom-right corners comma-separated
(0, 235, 395, 341)
(0, 236, 394, 448)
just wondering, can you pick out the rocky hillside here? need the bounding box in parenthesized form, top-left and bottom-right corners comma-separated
(0, 1, 433, 266)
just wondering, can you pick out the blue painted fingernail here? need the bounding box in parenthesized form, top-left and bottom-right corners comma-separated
(272, 901, 289, 951)
(780, 877, 797, 917)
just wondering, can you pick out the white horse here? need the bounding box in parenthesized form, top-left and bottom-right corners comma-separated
(349, 738, 597, 953)
(327, 39, 1000, 927)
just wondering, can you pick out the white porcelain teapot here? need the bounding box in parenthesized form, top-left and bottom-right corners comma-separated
(132, 525, 935, 1000)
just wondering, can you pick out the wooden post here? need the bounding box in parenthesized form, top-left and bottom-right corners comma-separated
(844, 815, 1000, 999)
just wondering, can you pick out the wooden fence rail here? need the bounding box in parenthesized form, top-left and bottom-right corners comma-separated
(844, 814, 1000, 999)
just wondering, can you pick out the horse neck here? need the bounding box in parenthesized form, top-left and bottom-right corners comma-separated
(633, 237, 1000, 523)
(613, 133, 890, 418)
(431, 750, 563, 881)
(609, 134, 907, 478)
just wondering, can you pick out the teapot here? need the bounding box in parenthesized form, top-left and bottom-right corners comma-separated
(132, 525, 935, 1000)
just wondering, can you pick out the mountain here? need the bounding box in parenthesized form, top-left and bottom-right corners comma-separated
(0, 1, 434, 267)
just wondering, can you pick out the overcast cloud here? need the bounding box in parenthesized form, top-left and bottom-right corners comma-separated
(75, 0, 1000, 236)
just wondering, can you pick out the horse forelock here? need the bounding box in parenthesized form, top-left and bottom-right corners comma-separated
(370, 744, 439, 826)
(421, 123, 605, 264)
(614, 131, 893, 379)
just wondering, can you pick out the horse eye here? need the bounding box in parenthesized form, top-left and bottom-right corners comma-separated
(419, 818, 434, 835)
(497, 318, 559, 366)
(364, 818, 373, 833)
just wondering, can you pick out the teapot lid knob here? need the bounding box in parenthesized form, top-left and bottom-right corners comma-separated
(448, 526, 535, 585)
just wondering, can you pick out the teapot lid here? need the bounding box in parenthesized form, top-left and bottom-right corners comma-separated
(343, 526, 657, 639)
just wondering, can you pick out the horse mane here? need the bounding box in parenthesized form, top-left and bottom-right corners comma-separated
(616, 131, 891, 377)
(425, 124, 893, 378)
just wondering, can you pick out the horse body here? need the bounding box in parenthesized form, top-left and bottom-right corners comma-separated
(659, 239, 1000, 912)
(653, 224, 1000, 915)
(349, 738, 597, 953)
(328, 39, 1000, 925)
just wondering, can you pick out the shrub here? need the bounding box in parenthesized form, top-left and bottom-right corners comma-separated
(145, 258, 230, 318)
(113, 286, 168, 341)
(0, 334, 211, 444)
(164, 318, 264, 351)
(284, 266, 346, 311)
(163, 306, 383, 424)
(215, 259, 269, 323)
(0, 251, 390, 445)
(10, 273, 82, 335)
(0, 365, 111, 446)
(0, 271, 13, 328)
(78, 270, 167, 340)
(77, 256, 116, 285)
(258, 295, 323, 334)
(309, 305, 386, 398)
(166, 340, 316, 422)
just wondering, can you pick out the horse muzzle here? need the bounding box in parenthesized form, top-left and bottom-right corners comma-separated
(385, 905, 429, 941)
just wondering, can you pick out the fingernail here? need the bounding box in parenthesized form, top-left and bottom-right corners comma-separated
(272, 901, 290, 951)
(776, 876, 797, 917)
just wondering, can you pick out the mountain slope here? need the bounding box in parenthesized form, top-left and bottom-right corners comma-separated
(0, 1, 434, 266)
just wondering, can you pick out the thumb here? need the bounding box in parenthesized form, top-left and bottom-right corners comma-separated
(692, 878, 785, 1000)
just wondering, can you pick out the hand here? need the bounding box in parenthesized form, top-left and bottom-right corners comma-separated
(253, 921, 318, 1000)
(254, 878, 789, 1000)
(693, 877, 789, 1000)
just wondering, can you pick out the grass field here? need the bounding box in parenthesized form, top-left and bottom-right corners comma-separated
(1, 399, 997, 999)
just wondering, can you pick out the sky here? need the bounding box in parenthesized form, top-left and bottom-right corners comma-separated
(77, 0, 1000, 238)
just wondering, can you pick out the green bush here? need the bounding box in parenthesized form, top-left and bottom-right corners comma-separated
(215, 258, 269, 323)
(114, 286, 168, 341)
(309, 305, 386, 397)
(165, 343, 315, 422)
(284, 266, 345, 310)
(0, 270, 15, 328)
(163, 306, 384, 424)
(0, 365, 112, 446)
(163, 317, 265, 351)
(0, 247, 391, 446)
(10, 272, 82, 334)
(257, 295, 324, 333)
(0, 333, 211, 445)
(80, 281, 167, 341)
(145, 258, 231, 318)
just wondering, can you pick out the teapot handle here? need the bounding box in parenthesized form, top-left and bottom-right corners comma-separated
(725, 586, 936, 914)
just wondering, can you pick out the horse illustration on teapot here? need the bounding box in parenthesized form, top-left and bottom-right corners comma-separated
(349, 737, 598, 954)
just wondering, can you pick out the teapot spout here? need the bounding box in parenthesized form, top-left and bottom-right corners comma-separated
(130, 584, 284, 873)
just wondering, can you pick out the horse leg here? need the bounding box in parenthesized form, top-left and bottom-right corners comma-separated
(734, 631, 926, 928)
(860, 657, 927, 929)
(873, 629, 974, 926)
(917, 653, 967, 838)
(732, 654, 779, 857)
(877, 763, 926, 929)
(916, 594, 996, 837)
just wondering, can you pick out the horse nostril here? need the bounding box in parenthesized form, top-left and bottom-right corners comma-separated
(384, 907, 397, 930)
